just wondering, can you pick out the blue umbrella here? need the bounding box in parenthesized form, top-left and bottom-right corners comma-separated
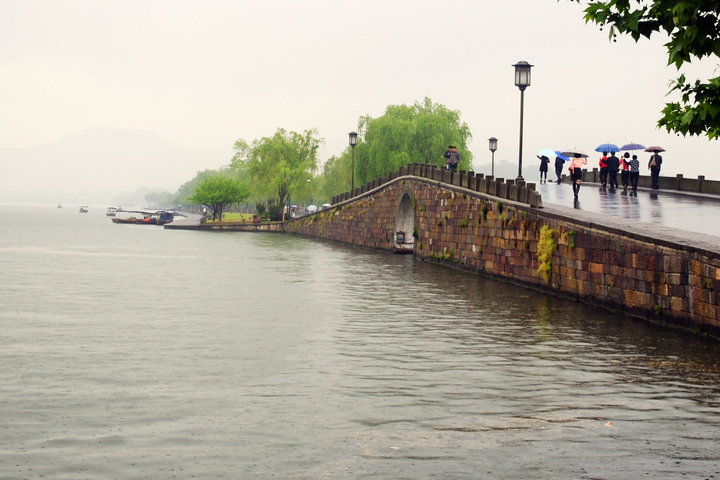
(620, 143, 645, 151)
(595, 143, 620, 153)
(554, 151, 570, 162)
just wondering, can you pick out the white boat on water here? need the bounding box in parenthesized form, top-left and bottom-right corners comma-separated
(79, 206, 89, 213)
(106, 207, 118, 216)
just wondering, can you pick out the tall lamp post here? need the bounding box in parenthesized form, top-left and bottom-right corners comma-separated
(488, 137, 498, 177)
(348, 131, 358, 191)
(512, 61, 532, 182)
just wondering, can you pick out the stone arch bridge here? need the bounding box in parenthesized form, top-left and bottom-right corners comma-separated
(288, 163, 720, 338)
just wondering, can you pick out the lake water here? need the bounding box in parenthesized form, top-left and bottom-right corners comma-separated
(2, 204, 720, 479)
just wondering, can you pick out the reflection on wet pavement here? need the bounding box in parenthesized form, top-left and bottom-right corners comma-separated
(537, 182, 720, 238)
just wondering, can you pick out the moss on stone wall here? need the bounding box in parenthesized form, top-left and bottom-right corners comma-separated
(537, 224, 556, 283)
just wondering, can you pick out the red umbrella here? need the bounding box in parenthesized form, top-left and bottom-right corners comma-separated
(644, 146, 665, 153)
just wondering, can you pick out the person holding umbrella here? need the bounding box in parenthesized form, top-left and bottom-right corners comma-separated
(599, 152, 609, 187)
(646, 147, 664, 189)
(554, 154, 565, 184)
(567, 152, 588, 199)
(620, 152, 630, 191)
(537, 155, 550, 182)
(606, 151, 620, 188)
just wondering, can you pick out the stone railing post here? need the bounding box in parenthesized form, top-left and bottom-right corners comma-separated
(486, 176, 495, 195)
(507, 179, 517, 201)
(466, 172, 475, 190)
(496, 178, 506, 198)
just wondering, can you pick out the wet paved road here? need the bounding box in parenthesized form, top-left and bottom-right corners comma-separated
(536, 181, 720, 239)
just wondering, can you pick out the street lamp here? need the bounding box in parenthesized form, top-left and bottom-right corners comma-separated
(488, 137, 498, 177)
(513, 61, 533, 182)
(348, 131, 358, 191)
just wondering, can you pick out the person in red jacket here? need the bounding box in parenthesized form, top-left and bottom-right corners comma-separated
(620, 152, 630, 191)
(599, 152, 609, 187)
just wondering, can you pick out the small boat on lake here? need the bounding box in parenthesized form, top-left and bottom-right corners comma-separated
(79, 206, 89, 213)
(111, 210, 174, 225)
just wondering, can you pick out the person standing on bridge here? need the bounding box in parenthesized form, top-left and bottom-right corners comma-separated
(648, 150, 663, 189)
(537, 155, 549, 182)
(606, 151, 620, 189)
(569, 153, 587, 199)
(599, 152, 609, 187)
(629, 154, 640, 192)
(554, 155, 564, 184)
(446, 145, 460, 171)
(620, 152, 630, 191)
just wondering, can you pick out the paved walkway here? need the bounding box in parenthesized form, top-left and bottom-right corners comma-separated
(536, 181, 720, 239)
(168, 213, 204, 227)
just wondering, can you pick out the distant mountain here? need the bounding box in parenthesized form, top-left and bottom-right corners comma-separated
(0, 126, 230, 204)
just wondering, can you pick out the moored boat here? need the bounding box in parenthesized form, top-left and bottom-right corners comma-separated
(110, 210, 174, 225)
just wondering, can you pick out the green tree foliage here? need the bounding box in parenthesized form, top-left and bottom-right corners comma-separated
(173, 169, 226, 204)
(188, 175, 250, 221)
(354, 97, 473, 185)
(566, 0, 720, 139)
(231, 128, 322, 210)
(318, 151, 353, 201)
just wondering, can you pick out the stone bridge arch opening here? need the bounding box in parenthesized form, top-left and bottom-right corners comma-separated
(394, 192, 415, 253)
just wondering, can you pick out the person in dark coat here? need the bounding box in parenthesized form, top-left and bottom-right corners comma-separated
(446, 146, 460, 170)
(554, 155, 564, 184)
(537, 155, 549, 182)
(648, 150, 663, 189)
(606, 152, 620, 188)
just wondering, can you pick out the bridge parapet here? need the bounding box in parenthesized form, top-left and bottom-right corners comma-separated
(331, 163, 542, 208)
(573, 169, 720, 195)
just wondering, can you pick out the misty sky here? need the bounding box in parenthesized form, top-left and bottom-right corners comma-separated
(1, 0, 718, 197)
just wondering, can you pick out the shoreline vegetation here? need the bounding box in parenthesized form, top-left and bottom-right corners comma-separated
(151, 98, 472, 216)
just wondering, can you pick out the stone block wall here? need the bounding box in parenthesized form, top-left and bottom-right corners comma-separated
(292, 176, 720, 337)
(578, 168, 720, 194)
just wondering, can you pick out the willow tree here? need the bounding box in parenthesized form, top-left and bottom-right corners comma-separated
(564, 0, 720, 139)
(318, 150, 353, 201)
(188, 175, 250, 221)
(354, 97, 473, 185)
(232, 128, 323, 210)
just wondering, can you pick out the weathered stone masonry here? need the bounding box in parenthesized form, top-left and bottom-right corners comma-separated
(288, 171, 720, 337)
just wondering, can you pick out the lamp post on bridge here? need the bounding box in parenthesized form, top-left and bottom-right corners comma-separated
(348, 131, 358, 191)
(513, 61, 532, 183)
(488, 137, 497, 177)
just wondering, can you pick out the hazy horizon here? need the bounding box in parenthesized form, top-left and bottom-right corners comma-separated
(1, 1, 718, 202)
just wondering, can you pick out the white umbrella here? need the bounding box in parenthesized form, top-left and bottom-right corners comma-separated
(561, 149, 589, 158)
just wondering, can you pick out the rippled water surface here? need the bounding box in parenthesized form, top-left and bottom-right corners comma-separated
(2, 204, 720, 479)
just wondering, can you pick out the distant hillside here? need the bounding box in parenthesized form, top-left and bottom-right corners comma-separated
(0, 126, 230, 204)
